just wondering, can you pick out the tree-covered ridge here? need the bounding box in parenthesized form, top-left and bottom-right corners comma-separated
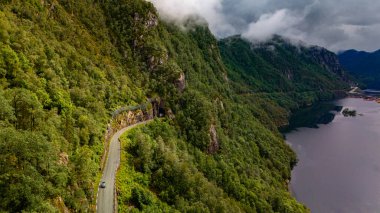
(112, 2, 346, 212)
(0, 0, 348, 212)
(112, 18, 309, 211)
(219, 35, 348, 94)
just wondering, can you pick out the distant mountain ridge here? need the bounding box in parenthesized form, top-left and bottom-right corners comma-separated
(219, 35, 348, 94)
(338, 49, 380, 89)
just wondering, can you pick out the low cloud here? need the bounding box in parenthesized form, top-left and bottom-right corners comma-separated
(242, 9, 303, 42)
(149, 0, 236, 36)
(149, 0, 380, 52)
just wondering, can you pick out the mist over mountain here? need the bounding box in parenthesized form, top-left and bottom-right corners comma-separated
(219, 35, 347, 94)
(150, 0, 380, 52)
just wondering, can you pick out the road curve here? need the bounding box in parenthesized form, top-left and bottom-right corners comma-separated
(97, 120, 152, 213)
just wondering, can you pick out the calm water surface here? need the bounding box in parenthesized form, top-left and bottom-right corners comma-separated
(287, 98, 380, 213)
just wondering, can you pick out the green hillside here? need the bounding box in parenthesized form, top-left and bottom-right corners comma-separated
(219, 35, 347, 94)
(0, 0, 348, 212)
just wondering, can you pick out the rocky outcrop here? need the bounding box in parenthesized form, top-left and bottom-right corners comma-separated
(145, 12, 158, 28)
(113, 110, 148, 130)
(176, 72, 186, 92)
(148, 52, 168, 71)
(133, 12, 158, 29)
(223, 72, 229, 82)
(58, 152, 69, 166)
(53, 197, 69, 213)
(166, 109, 175, 119)
(306, 46, 346, 79)
(102, 104, 155, 170)
(207, 124, 219, 154)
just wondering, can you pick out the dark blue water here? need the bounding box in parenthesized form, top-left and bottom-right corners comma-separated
(287, 98, 380, 213)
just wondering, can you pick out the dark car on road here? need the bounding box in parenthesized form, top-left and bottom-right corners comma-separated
(100, 181, 106, 188)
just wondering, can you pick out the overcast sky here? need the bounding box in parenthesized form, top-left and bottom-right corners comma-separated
(149, 0, 380, 52)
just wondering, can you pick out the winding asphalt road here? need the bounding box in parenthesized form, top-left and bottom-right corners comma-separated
(97, 120, 152, 213)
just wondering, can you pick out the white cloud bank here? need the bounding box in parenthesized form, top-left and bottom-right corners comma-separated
(149, 0, 380, 52)
(242, 9, 303, 42)
(149, 0, 236, 36)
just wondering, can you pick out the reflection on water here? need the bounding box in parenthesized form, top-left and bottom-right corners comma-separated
(287, 98, 380, 213)
(280, 102, 342, 133)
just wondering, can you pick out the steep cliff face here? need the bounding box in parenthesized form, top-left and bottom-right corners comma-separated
(306, 46, 346, 79)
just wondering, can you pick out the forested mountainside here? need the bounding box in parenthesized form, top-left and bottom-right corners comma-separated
(219, 35, 347, 94)
(0, 0, 348, 212)
(218, 35, 349, 127)
(339, 49, 380, 89)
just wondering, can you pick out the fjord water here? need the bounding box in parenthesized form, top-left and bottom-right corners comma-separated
(287, 98, 380, 213)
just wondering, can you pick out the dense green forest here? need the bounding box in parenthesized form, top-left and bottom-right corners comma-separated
(0, 0, 155, 211)
(219, 35, 347, 94)
(0, 0, 348, 212)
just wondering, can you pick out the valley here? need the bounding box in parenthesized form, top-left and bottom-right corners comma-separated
(0, 0, 378, 213)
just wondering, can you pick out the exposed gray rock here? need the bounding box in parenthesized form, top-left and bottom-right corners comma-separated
(307, 46, 346, 79)
(207, 124, 219, 154)
(145, 12, 158, 28)
(176, 72, 186, 92)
